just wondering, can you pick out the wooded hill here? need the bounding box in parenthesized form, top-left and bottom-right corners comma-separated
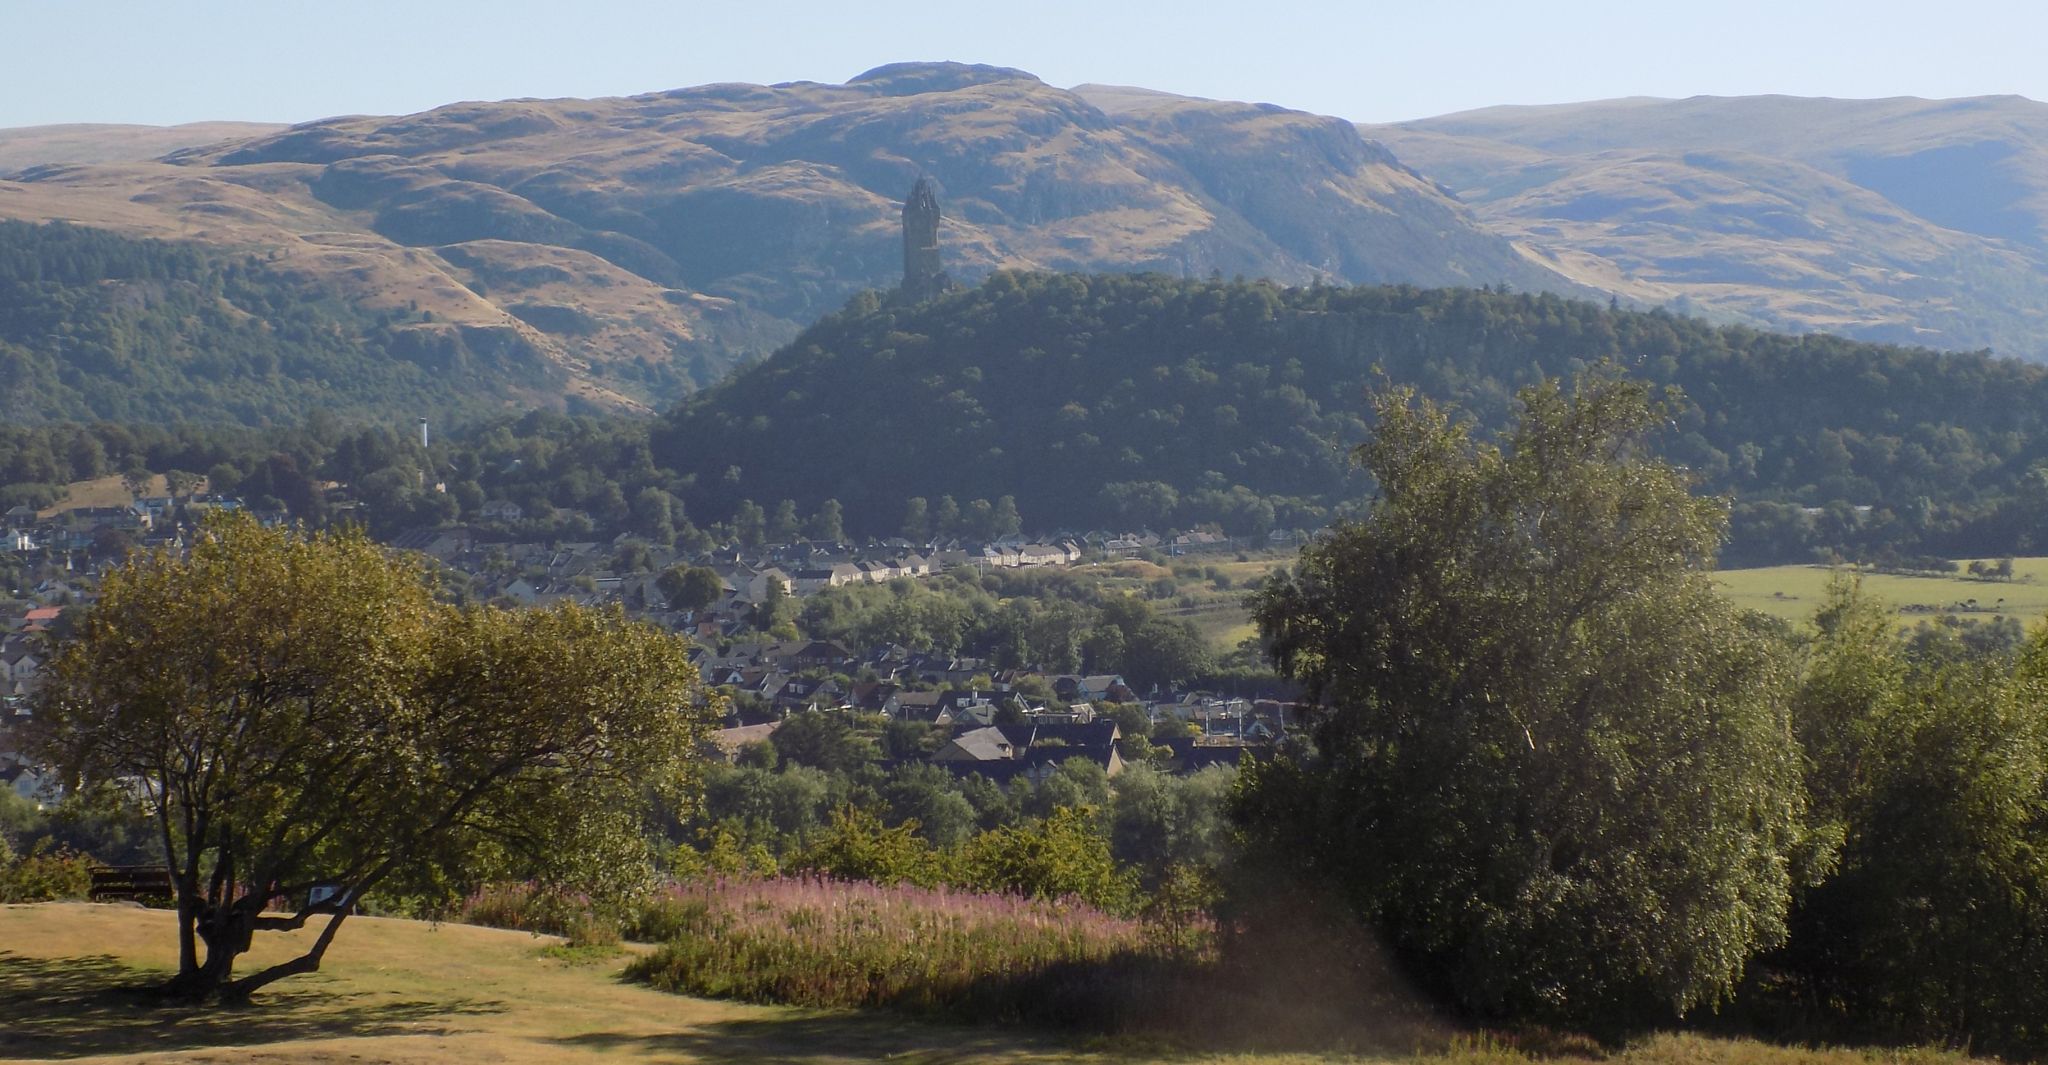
(11, 271, 2048, 568)
(0, 220, 563, 424)
(653, 273, 2048, 565)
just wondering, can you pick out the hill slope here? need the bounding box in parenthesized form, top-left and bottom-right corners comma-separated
(1367, 95, 2048, 358)
(0, 63, 1578, 417)
(652, 273, 2048, 563)
(0, 220, 565, 424)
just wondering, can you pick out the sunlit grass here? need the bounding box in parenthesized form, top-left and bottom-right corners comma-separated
(1715, 557, 2048, 624)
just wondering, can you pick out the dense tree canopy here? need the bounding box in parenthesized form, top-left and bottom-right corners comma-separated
(1241, 374, 1815, 1028)
(28, 514, 718, 1001)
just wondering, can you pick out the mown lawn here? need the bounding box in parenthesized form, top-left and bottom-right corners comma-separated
(1714, 558, 2048, 624)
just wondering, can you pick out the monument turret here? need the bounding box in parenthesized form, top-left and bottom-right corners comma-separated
(900, 177, 949, 302)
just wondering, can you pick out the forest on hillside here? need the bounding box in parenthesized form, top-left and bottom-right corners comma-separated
(0, 221, 562, 425)
(13, 271, 2048, 566)
(655, 272, 2048, 565)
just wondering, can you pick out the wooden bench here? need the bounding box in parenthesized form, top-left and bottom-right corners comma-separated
(88, 865, 172, 903)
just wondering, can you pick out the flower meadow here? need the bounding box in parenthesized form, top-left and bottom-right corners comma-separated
(622, 875, 1199, 1027)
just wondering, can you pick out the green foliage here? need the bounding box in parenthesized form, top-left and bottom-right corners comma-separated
(767, 712, 876, 773)
(792, 806, 944, 887)
(0, 220, 557, 425)
(1241, 374, 1811, 1028)
(655, 564, 724, 612)
(27, 512, 719, 999)
(652, 272, 2048, 562)
(956, 806, 1139, 916)
(1775, 580, 2048, 1056)
(0, 842, 94, 903)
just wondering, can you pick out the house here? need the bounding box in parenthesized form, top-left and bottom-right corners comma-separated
(1, 645, 41, 689)
(787, 563, 863, 596)
(479, 500, 524, 523)
(850, 682, 903, 717)
(1052, 674, 1134, 705)
(703, 721, 781, 764)
(931, 725, 1021, 763)
(891, 690, 947, 723)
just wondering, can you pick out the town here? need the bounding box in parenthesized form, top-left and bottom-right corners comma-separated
(2, 481, 1296, 805)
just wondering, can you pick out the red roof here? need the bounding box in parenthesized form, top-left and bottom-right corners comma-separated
(23, 607, 61, 622)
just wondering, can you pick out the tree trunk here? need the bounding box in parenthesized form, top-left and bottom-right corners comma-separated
(162, 904, 251, 1001)
(221, 910, 350, 1000)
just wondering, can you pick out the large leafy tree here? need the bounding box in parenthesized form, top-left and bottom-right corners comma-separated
(30, 514, 718, 1001)
(1781, 580, 2048, 1053)
(1243, 374, 1814, 1028)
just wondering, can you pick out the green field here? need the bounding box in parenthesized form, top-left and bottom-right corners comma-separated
(1714, 558, 2048, 625)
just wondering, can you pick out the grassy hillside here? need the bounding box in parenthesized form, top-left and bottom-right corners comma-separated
(0, 63, 1578, 416)
(0, 121, 284, 173)
(0, 902, 2001, 1065)
(1368, 95, 2048, 360)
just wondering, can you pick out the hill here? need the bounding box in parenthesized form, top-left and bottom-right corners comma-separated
(0, 62, 1579, 416)
(0, 902, 2004, 1065)
(650, 273, 2048, 564)
(1367, 95, 2048, 358)
(0, 902, 1091, 1064)
(0, 121, 284, 173)
(0, 220, 565, 424)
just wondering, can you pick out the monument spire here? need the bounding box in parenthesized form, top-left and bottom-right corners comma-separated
(900, 177, 948, 302)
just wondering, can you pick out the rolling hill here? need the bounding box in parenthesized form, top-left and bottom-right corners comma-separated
(649, 272, 2048, 566)
(0, 62, 1576, 419)
(1367, 95, 2048, 358)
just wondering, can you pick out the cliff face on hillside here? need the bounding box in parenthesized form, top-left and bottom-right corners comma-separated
(0, 63, 1574, 416)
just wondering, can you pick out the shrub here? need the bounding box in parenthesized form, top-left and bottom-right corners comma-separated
(955, 806, 1138, 915)
(0, 843, 94, 903)
(625, 875, 1164, 1025)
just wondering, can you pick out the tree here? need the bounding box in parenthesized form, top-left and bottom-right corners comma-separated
(992, 495, 1022, 538)
(768, 499, 801, 543)
(28, 514, 718, 1002)
(934, 495, 961, 539)
(732, 499, 766, 549)
(806, 499, 845, 543)
(656, 564, 725, 613)
(768, 712, 875, 774)
(1242, 374, 1812, 1029)
(1779, 581, 2048, 1053)
(901, 497, 929, 541)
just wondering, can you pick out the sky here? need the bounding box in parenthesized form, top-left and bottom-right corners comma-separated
(6, 0, 2047, 129)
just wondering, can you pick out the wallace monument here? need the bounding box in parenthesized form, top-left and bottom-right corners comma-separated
(900, 177, 951, 302)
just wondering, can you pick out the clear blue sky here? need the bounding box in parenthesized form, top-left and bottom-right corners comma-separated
(7, 0, 2046, 128)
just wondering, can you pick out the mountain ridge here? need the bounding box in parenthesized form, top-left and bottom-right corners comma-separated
(1367, 93, 2048, 357)
(0, 62, 1583, 418)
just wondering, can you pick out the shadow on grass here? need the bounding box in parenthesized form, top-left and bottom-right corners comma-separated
(0, 950, 508, 1060)
(554, 1012, 1081, 1065)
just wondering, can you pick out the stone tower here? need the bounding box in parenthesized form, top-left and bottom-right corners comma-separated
(900, 177, 947, 302)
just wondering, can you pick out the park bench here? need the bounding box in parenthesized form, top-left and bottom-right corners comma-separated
(88, 865, 172, 903)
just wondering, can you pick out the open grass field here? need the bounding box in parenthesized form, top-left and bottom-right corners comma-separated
(36, 474, 169, 519)
(0, 902, 1997, 1065)
(1714, 558, 2048, 625)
